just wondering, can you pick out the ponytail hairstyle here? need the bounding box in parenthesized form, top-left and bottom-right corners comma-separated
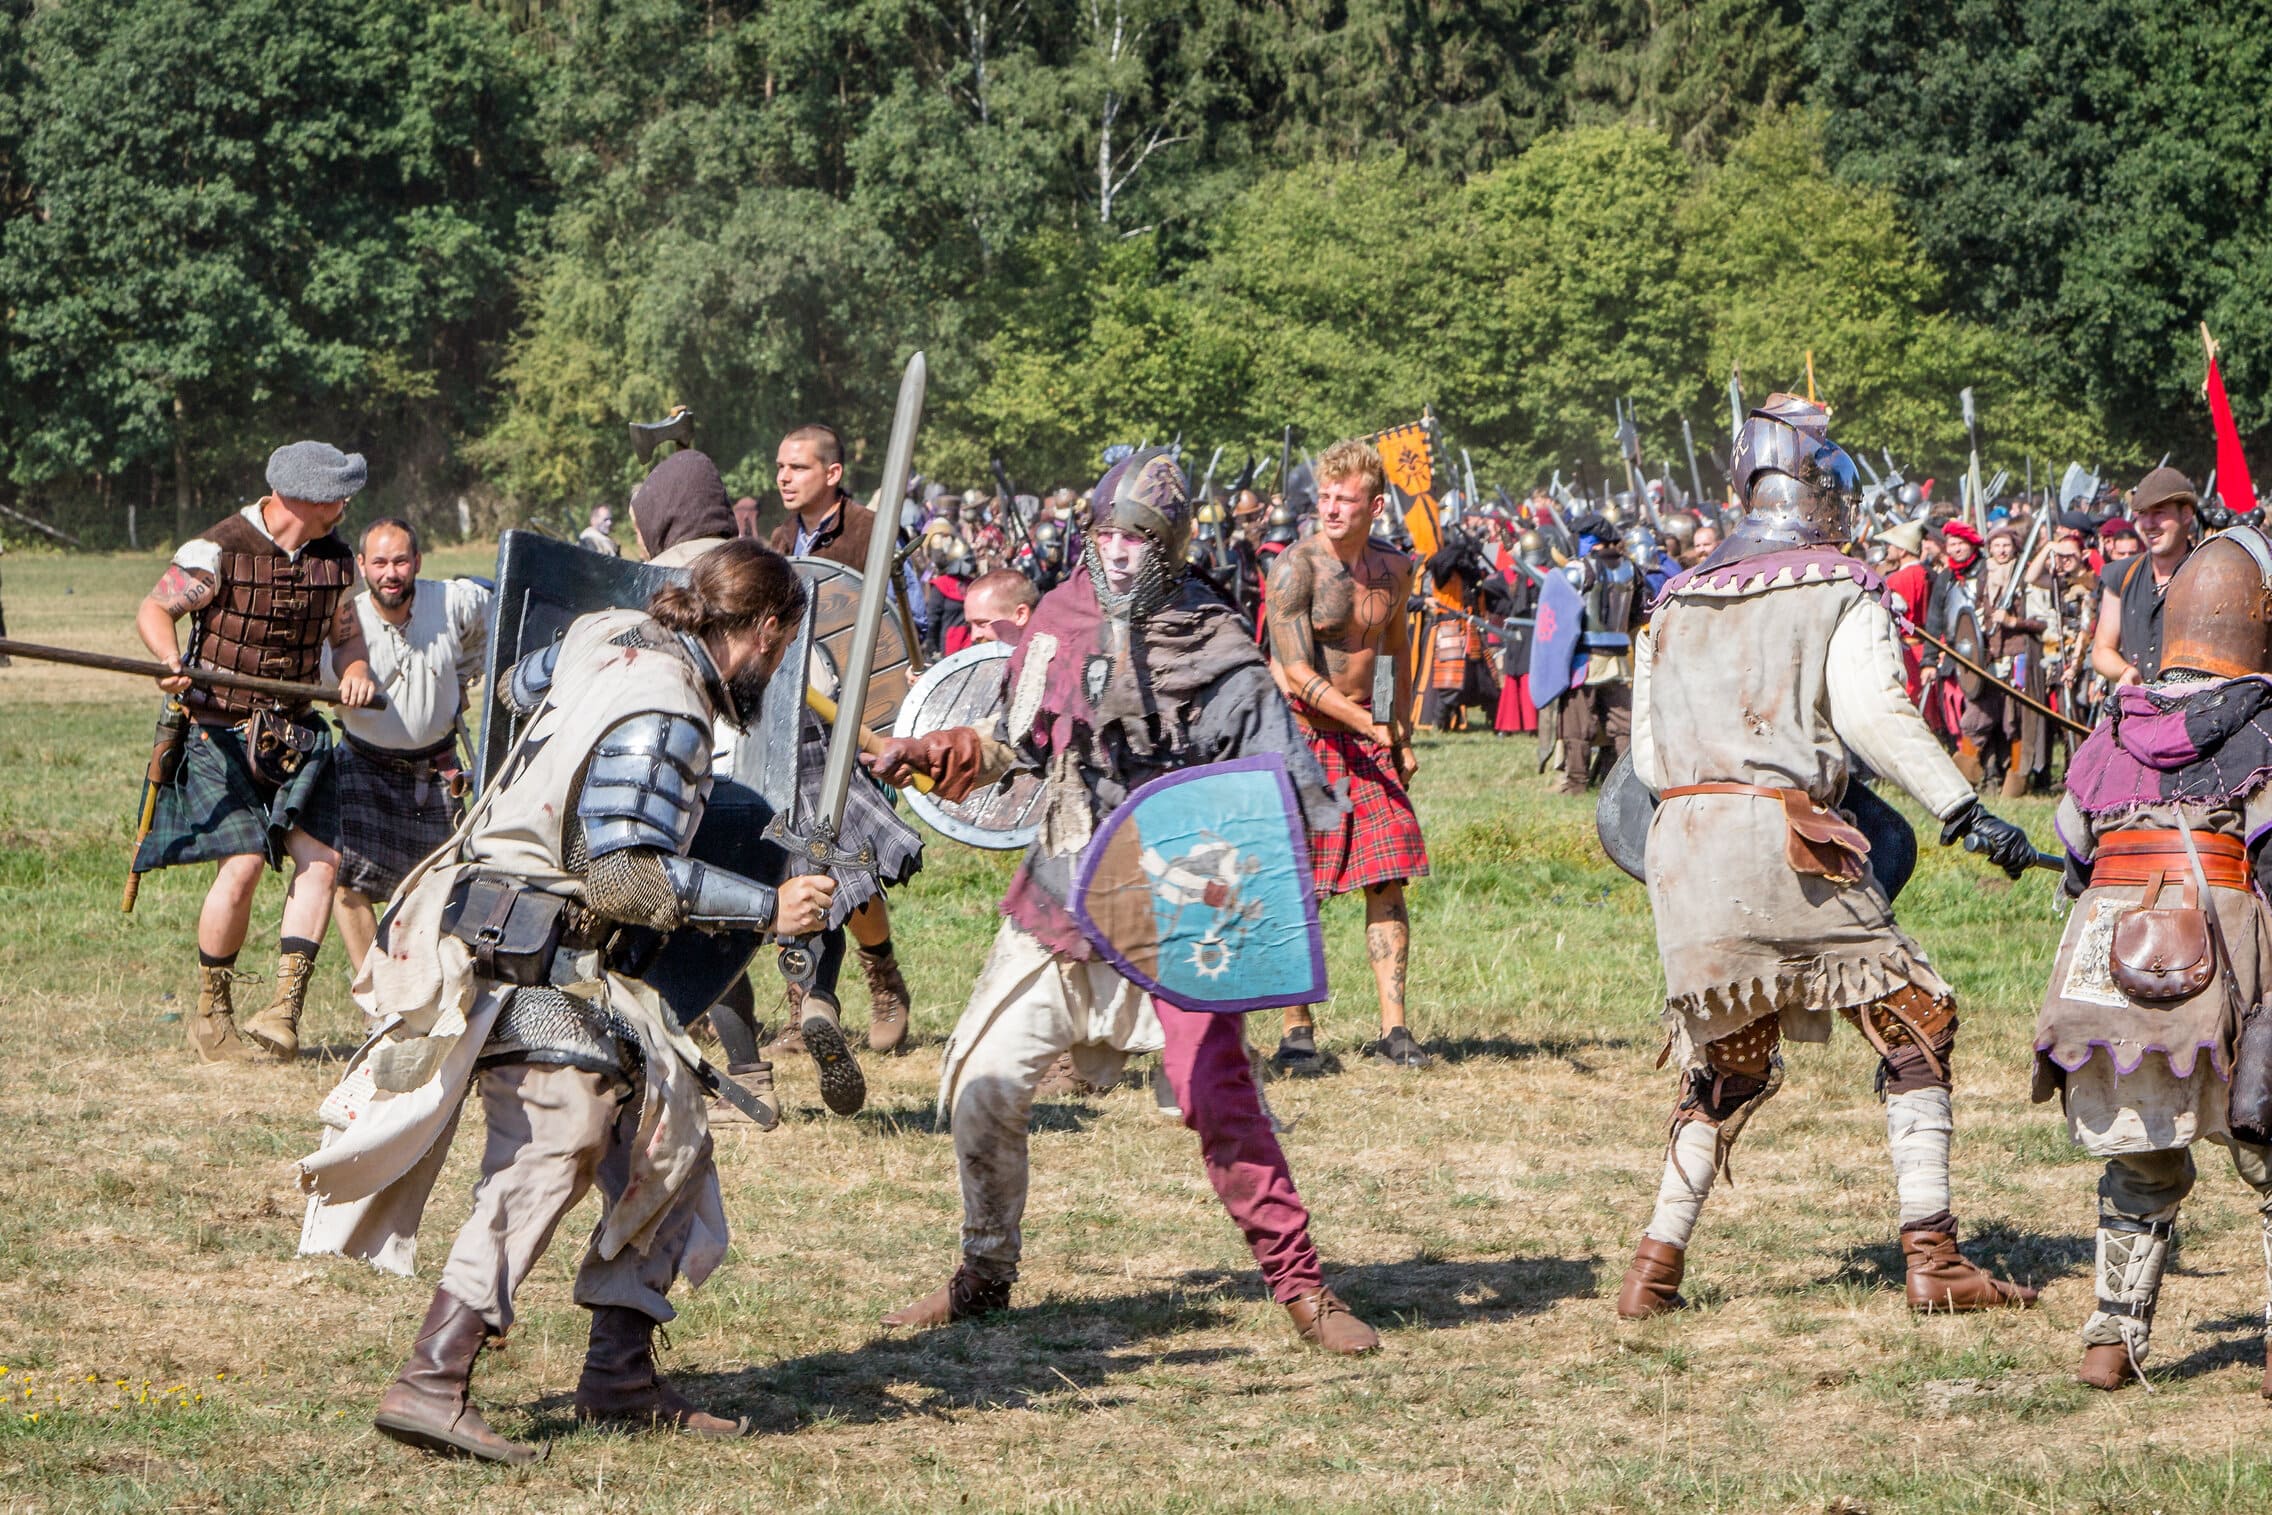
(647, 539, 808, 640)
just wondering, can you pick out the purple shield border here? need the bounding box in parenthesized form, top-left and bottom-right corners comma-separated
(1068, 751, 1328, 1015)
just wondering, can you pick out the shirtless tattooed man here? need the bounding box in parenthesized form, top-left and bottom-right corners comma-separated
(1265, 439, 1434, 1071)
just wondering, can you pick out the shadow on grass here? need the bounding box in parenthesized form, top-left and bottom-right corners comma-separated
(1820, 1221, 2091, 1294)
(1176, 1252, 1602, 1328)
(1427, 1033, 1642, 1069)
(529, 1287, 1247, 1434)
(2153, 1314, 2267, 1382)
(849, 1098, 1108, 1138)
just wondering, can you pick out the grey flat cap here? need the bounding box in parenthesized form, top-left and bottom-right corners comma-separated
(267, 440, 368, 503)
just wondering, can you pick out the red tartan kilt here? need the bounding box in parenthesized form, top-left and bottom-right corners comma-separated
(1305, 728, 1430, 895)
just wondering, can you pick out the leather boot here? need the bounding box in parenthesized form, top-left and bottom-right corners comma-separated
(1286, 1287, 1380, 1354)
(2078, 1342, 2138, 1391)
(882, 1263, 1012, 1328)
(187, 962, 253, 1063)
(2261, 1336, 2272, 1400)
(241, 948, 315, 1061)
(860, 945, 911, 1054)
(707, 1059, 778, 1131)
(1616, 1237, 1689, 1319)
(1902, 1226, 2038, 1312)
(769, 984, 806, 1057)
(797, 995, 866, 1116)
(373, 1290, 543, 1464)
(573, 1306, 746, 1437)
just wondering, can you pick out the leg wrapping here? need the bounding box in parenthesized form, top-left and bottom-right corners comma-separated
(1673, 1016, 1784, 1180)
(1885, 1087, 1954, 1227)
(1643, 1120, 1719, 1249)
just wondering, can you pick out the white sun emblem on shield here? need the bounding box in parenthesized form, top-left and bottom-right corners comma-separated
(1188, 933, 1231, 978)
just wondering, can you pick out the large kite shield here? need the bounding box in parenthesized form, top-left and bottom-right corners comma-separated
(890, 641, 1042, 850)
(1069, 754, 1326, 1014)
(1594, 750, 1919, 901)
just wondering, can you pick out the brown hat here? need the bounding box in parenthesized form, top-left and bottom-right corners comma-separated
(2131, 466, 2198, 513)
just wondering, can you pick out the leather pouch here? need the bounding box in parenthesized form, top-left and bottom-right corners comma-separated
(241, 708, 323, 787)
(1778, 790, 1871, 885)
(2110, 870, 2215, 1003)
(442, 874, 568, 986)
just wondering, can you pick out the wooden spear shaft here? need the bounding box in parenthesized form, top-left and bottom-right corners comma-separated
(0, 638, 386, 709)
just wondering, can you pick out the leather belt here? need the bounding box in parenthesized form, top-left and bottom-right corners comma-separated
(1661, 781, 1814, 804)
(2091, 829, 2248, 891)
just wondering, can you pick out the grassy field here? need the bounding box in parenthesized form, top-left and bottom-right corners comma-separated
(1, 546, 2268, 1512)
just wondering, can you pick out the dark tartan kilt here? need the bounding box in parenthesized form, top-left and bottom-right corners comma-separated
(1305, 728, 1429, 896)
(794, 723, 923, 928)
(133, 718, 340, 872)
(335, 743, 463, 900)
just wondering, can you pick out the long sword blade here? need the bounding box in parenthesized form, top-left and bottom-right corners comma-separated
(816, 353, 927, 834)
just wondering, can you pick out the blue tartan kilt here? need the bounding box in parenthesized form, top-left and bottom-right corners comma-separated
(132, 718, 340, 872)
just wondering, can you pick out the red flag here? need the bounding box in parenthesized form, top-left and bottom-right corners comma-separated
(2204, 323, 2260, 515)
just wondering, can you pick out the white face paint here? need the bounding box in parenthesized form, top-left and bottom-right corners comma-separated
(1093, 527, 1152, 595)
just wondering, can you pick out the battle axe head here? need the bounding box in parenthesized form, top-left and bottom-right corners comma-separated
(630, 406, 697, 464)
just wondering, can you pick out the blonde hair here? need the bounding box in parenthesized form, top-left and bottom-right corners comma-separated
(1315, 439, 1386, 499)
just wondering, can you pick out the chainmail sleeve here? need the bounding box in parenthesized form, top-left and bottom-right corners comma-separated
(585, 848, 686, 930)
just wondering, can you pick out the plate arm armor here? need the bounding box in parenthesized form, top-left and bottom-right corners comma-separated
(500, 641, 561, 717)
(576, 712, 777, 934)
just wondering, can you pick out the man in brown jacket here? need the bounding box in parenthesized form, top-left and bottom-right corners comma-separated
(766, 424, 911, 1055)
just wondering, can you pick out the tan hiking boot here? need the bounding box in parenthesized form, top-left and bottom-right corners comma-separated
(1285, 1287, 1379, 1355)
(187, 962, 254, 1063)
(373, 1290, 543, 1464)
(768, 982, 806, 1057)
(241, 949, 315, 1062)
(573, 1306, 746, 1438)
(1615, 1237, 1688, 1319)
(860, 946, 911, 1054)
(1902, 1226, 2038, 1312)
(797, 995, 866, 1116)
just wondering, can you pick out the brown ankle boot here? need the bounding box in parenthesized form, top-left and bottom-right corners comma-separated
(797, 995, 866, 1116)
(707, 1059, 779, 1130)
(882, 1263, 1012, 1328)
(187, 962, 253, 1063)
(1616, 1237, 1689, 1319)
(573, 1306, 746, 1438)
(2078, 1342, 2138, 1391)
(373, 1290, 543, 1463)
(1902, 1225, 2038, 1312)
(861, 946, 911, 1054)
(769, 984, 807, 1056)
(241, 949, 315, 1061)
(1286, 1287, 1380, 1354)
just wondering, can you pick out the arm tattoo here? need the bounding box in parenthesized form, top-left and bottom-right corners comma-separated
(1265, 549, 1321, 675)
(149, 565, 215, 619)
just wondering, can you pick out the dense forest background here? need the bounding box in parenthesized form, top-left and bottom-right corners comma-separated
(2, 0, 2268, 546)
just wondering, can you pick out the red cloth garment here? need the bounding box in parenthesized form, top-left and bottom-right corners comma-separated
(1155, 1002, 1323, 1304)
(1495, 671, 1538, 733)
(1303, 727, 1429, 894)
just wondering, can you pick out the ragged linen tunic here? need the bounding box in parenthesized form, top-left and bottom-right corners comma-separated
(1632, 549, 1975, 1066)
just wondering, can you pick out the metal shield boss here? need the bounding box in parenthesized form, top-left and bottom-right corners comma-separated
(793, 556, 915, 736)
(1069, 754, 1326, 1014)
(890, 641, 1043, 850)
(1593, 751, 1919, 901)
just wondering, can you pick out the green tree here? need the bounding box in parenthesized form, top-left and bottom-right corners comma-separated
(0, 0, 542, 541)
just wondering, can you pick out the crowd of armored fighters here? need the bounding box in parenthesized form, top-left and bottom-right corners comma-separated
(8, 386, 2259, 1460)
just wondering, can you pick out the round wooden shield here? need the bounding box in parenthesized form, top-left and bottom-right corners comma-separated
(891, 641, 1043, 850)
(793, 557, 914, 737)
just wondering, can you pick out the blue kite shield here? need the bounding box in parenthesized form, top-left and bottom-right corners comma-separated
(1069, 754, 1326, 1014)
(1526, 567, 1585, 706)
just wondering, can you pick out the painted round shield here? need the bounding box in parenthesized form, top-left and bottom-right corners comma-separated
(891, 641, 1042, 850)
(793, 556, 914, 737)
